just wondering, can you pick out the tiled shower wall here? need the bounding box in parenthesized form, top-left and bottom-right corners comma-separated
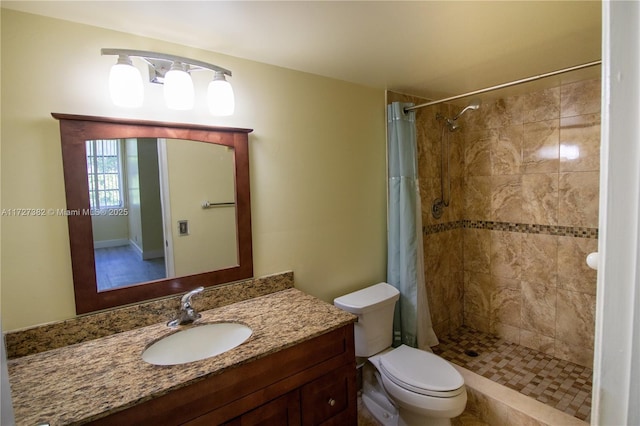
(388, 78, 600, 368)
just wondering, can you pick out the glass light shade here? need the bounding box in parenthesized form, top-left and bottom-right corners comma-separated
(108, 57, 144, 108)
(207, 73, 235, 116)
(163, 63, 194, 110)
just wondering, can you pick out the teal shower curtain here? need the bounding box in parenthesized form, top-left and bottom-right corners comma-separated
(387, 102, 439, 349)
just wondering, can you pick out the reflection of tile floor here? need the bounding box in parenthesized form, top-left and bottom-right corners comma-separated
(95, 245, 166, 290)
(433, 326, 593, 422)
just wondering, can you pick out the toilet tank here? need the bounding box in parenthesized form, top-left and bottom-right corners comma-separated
(334, 283, 399, 357)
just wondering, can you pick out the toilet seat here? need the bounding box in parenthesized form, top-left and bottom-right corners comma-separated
(379, 345, 465, 398)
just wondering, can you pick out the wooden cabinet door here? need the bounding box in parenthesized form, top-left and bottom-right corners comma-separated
(222, 391, 301, 426)
(300, 364, 356, 426)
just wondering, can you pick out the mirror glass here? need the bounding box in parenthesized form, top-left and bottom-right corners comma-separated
(54, 113, 253, 314)
(90, 137, 238, 291)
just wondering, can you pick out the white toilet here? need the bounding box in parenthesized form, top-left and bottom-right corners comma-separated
(334, 282, 467, 426)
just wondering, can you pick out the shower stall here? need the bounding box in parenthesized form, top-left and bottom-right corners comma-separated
(387, 75, 600, 423)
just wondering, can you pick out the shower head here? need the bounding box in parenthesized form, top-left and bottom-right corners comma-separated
(452, 99, 481, 121)
(436, 99, 481, 132)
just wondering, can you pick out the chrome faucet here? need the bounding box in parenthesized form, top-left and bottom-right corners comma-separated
(167, 286, 204, 327)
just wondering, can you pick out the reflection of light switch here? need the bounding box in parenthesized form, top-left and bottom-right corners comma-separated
(178, 220, 189, 236)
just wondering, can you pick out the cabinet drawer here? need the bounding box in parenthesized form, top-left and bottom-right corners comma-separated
(300, 364, 355, 426)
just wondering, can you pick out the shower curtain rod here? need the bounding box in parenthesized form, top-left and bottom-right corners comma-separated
(404, 60, 602, 113)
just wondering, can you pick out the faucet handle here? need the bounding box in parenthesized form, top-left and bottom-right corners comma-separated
(168, 287, 205, 327)
(181, 286, 204, 307)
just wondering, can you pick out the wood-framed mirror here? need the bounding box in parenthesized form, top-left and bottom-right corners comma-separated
(53, 113, 253, 314)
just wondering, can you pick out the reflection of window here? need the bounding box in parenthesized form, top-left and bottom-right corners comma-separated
(86, 139, 124, 209)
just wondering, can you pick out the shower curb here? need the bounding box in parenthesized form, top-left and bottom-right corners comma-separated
(453, 365, 589, 426)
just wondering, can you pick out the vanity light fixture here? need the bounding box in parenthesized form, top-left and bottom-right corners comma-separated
(164, 62, 194, 110)
(108, 55, 144, 108)
(101, 48, 234, 115)
(208, 71, 235, 116)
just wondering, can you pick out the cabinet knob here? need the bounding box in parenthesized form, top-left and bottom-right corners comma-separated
(328, 398, 336, 407)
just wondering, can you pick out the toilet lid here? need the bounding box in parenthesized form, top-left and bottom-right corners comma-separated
(379, 345, 465, 397)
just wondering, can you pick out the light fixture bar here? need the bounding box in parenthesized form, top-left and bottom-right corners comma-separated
(102, 47, 235, 114)
(101, 48, 232, 76)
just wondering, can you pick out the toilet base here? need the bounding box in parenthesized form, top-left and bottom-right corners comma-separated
(362, 389, 454, 426)
(362, 392, 398, 426)
(362, 365, 398, 426)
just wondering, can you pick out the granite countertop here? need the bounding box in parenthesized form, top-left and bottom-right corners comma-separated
(7, 288, 356, 426)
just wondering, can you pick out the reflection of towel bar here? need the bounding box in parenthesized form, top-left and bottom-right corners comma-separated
(201, 201, 236, 209)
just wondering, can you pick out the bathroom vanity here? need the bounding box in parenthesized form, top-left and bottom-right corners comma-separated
(5, 114, 358, 425)
(7, 289, 357, 425)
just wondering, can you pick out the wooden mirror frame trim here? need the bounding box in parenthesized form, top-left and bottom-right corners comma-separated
(52, 113, 253, 314)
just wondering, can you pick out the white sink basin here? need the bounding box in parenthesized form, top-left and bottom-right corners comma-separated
(142, 322, 252, 366)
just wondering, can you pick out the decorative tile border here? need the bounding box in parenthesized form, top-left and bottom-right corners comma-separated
(425, 220, 598, 239)
(423, 220, 464, 235)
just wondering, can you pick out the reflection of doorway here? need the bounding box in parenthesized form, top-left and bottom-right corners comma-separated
(157, 138, 175, 278)
(91, 138, 167, 290)
(161, 138, 238, 277)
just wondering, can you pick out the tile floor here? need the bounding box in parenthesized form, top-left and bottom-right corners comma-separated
(433, 326, 593, 422)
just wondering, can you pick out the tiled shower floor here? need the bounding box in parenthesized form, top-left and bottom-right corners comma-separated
(433, 326, 593, 422)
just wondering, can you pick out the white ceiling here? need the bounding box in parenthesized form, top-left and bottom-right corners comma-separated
(2, 1, 602, 102)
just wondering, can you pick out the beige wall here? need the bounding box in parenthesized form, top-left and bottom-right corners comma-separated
(124, 138, 164, 257)
(92, 215, 129, 246)
(135, 138, 164, 258)
(0, 10, 387, 331)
